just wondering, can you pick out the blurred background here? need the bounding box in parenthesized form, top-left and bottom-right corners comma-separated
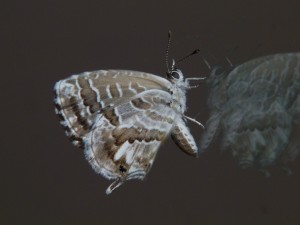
(2, 0, 300, 224)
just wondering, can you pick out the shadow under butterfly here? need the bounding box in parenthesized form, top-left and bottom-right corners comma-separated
(201, 52, 300, 174)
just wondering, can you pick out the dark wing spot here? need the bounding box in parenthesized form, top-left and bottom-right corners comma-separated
(119, 165, 127, 173)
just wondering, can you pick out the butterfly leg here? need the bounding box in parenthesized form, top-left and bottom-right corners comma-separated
(186, 77, 206, 89)
(183, 115, 205, 129)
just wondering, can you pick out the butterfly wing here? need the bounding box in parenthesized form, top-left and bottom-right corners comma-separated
(54, 70, 186, 193)
(54, 70, 171, 148)
(202, 52, 300, 168)
(85, 89, 177, 194)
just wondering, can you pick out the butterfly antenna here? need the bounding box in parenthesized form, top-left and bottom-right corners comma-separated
(176, 49, 201, 64)
(202, 57, 212, 70)
(225, 45, 239, 68)
(225, 56, 234, 67)
(166, 30, 172, 73)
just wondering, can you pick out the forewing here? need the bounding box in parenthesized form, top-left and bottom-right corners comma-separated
(54, 70, 171, 148)
(84, 89, 177, 194)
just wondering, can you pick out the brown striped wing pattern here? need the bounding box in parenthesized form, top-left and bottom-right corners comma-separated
(54, 70, 198, 194)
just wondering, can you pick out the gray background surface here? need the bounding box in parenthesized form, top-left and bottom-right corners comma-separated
(2, 0, 300, 224)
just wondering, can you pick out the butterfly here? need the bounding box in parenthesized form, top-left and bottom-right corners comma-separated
(201, 52, 300, 174)
(54, 59, 205, 194)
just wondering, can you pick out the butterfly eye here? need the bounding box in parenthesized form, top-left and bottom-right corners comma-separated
(171, 71, 181, 79)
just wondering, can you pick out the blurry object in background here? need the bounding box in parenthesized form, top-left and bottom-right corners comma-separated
(201, 52, 300, 172)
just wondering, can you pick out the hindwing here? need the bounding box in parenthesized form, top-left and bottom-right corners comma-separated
(85, 90, 177, 193)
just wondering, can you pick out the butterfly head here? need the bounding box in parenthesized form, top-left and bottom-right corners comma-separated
(166, 59, 185, 83)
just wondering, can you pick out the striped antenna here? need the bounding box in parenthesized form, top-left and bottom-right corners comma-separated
(166, 31, 172, 73)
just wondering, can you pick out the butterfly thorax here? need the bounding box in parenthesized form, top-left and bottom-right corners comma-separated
(168, 84, 187, 113)
(167, 69, 188, 113)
